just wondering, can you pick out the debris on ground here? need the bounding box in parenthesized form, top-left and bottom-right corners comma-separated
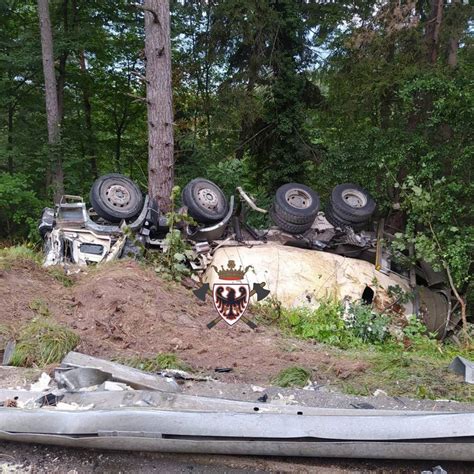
(30, 373, 51, 392)
(0, 352, 472, 461)
(449, 356, 474, 384)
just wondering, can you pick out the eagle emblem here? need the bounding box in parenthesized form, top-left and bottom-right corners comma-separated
(212, 284, 250, 326)
(192, 259, 270, 329)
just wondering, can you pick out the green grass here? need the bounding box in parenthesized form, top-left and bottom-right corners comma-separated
(271, 366, 312, 388)
(339, 348, 474, 402)
(29, 299, 51, 317)
(120, 352, 191, 372)
(47, 266, 74, 287)
(256, 299, 474, 402)
(10, 318, 80, 367)
(0, 245, 41, 269)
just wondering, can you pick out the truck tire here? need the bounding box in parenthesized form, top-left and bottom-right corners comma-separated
(182, 178, 228, 224)
(273, 183, 320, 224)
(90, 174, 144, 223)
(325, 207, 366, 232)
(329, 183, 375, 223)
(270, 206, 313, 234)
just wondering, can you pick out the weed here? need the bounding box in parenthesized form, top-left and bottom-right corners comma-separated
(147, 186, 196, 282)
(339, 349, 474, 402)
(280, 301, 356, 348)
(345, 302, 390, 344)
(29, 299, 51, 317)
(10, 318, 80, 367)
(271, 366, 311, 388)
(253, 297, 283, 325)
(120, 352, 190, 372)
(47, 266, 74, 287)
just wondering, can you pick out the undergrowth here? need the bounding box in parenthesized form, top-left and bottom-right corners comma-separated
(255, 298, 474, 401)
(120, 352, 191, 372)
(146, 186, 195, 282)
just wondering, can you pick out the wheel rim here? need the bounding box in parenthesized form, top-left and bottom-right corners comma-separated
(341, 189, 367, 208)
(285, 189, 312, 210)
(104, 184, 132, 209)
(196, 187, 219, 211)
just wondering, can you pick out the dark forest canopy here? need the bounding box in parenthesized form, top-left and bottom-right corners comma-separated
(0, 0, 472, 298)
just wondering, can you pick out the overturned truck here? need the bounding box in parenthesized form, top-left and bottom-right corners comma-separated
(39, 174, 459, 338)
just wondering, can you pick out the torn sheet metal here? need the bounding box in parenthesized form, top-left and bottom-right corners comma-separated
(60, 352, 179, 392)
(449, 356, 474, 384)
(55, 367, 111, 391)
(0, 388, 458, 416)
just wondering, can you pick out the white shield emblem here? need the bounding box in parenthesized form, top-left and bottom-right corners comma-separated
(212, 283, 250, 326)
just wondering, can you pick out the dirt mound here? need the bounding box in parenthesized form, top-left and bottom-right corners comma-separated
(0, 260, 368, 384)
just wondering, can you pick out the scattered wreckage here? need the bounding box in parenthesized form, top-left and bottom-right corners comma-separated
(39, 174, 460, 337)
(0, 352, 473, 461)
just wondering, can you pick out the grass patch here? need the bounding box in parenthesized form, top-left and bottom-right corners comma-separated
(339, 349, 474, 402)
(0, 245, 41, 269)
(29, 299, 51, 317)
(47, 266, 74, 287)
(120, 352, 191, 372)
(271, 366, 311, 388)
(257, 298, 474, 401)
(10, 318, 80, 367)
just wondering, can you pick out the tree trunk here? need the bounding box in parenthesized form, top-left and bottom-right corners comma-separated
(57, 0, 69, 120)
(79, 50, 98, 178)
(447, 0, 461, 68)
(37, 0, 64, 202)
(7, 103, 14, 173)
(144, 0, 174, 213)
(115, 129, 122, 173)
(425, 0, 444, 64)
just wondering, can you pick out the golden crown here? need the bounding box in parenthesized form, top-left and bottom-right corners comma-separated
(212, 260, 252, 281)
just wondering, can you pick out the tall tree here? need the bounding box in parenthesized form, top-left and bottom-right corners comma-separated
(37, 0, 63, 202)
(144, 0, 174, 212)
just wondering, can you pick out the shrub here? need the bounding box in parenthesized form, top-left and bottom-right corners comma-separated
(281, 300, 354, 348)
(344, 302, 390, 344)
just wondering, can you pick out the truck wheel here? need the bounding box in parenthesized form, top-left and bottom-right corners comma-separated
(329, 183, 375, 223)
(325, 207, 366, 232)
(90, 174, 144, 223)
(273, 183, 320, 224)
(270, 206, 313, 234)
(182, 178, 228, 224)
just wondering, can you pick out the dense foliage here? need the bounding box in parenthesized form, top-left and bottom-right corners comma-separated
(0, 0, 472, 305)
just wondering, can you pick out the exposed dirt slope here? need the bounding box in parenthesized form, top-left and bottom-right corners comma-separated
(0, 260, 367, 384)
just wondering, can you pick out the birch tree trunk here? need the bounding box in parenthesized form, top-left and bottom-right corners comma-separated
(144, 0, 174, 213)
(37, 0, 64, 202)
